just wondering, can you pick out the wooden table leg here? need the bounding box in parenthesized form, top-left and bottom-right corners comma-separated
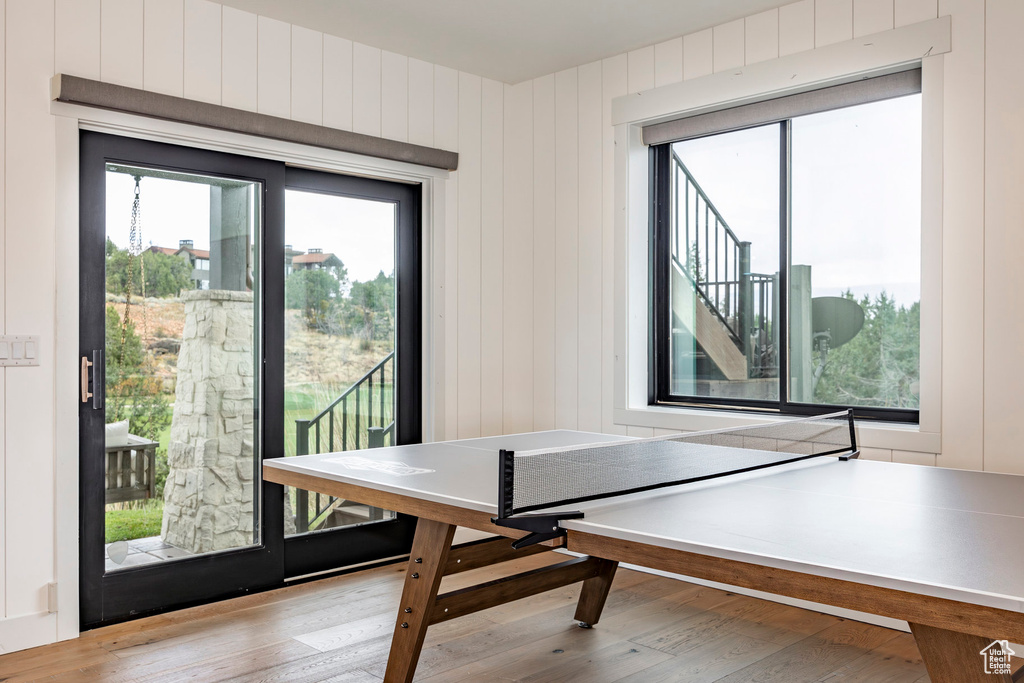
(384, 518, 457, 683)
(573, 559, 618, 627)
(910, 622, 1016, 683)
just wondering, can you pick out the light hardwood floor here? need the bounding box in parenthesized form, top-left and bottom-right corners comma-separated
(0, 552, 929, 682)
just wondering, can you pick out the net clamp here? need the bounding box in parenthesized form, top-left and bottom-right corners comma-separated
(839, 449, 861, 461)
(491, 512, 584, 549)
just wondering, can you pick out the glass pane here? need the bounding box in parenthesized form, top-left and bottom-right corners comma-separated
(669, 125, 781, 401)
(103, 165, 261, 571)
(284, 189, 398, 536)
(790, 95, 922, 408)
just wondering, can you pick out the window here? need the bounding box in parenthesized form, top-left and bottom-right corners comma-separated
(651, 73, 922, 421)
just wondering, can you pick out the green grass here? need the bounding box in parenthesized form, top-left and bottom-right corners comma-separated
(106, 501, 164, 543)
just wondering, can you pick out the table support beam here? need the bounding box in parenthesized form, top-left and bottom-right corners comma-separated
(430, 556, 603, 625)
(574, 558, 619, 627)
(384, 518, 456, 683)
(382, 524, 618, 683)
(909, 622, 1014, 683)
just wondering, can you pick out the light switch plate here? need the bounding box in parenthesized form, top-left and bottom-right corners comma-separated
(0, 335, 40, 366)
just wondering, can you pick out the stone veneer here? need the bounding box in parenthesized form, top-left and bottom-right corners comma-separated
(161, 290, 294, 553)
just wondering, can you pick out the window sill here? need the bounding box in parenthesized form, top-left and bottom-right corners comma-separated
(614, 405, 939, 455)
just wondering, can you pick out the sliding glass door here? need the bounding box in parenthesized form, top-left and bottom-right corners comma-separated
(280, 168, 420, 578)
(80, 132, 419, 627)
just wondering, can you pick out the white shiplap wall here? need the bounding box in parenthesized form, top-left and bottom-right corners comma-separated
(503, 0, 956, 449)
(2, 0, 507, 650)
(1, 0, 1022, 654)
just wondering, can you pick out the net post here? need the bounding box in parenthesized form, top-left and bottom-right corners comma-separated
(840, 409, 861, 460)
(498, 449, 515, 519)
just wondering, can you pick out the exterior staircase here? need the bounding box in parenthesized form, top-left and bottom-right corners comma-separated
(292, 351, 394, 533)
(669, 152, 778, 382)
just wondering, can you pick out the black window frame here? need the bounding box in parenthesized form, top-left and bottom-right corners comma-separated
(650, 80, 922, 424)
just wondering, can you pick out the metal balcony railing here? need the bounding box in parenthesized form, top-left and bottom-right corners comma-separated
(671, 152, 778, 376)
(293, 351, 394, 532)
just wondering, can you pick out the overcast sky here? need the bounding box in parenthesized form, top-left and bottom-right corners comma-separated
(105, 175, 396, 284)
(674, 94, 922, 306)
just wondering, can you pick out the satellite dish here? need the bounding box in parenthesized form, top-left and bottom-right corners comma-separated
(812, 297, 864, 348)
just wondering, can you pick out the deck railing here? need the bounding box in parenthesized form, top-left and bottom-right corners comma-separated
(293, 351, 394, 532)
(672, 152, 777, 374)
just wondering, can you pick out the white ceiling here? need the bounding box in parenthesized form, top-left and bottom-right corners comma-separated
(218, 1, 791, 84)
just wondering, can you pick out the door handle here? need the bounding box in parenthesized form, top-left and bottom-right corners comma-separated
(80, 355, 92, 403)
(81, 350, 103, 409)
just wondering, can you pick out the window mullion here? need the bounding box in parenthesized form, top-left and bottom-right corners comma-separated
(779, 120, 792, 411)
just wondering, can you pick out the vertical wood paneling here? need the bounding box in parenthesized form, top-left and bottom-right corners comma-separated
(745, 8, 780, 64)
(6, 0, 56, 617)
(854, 0, 894, 36)
(381, 51, 409, 142)
(479, 79, 504, 437)
(290, 26, 322, 125)
(100, 0, 143, 88)
(626, 46, 654, 93)
(983, 0, 1024, 475)
(892, 451, 937, 466)
(713, 19, 745, 72)
(895, 0, 938, 26)
(408, 58, 434, 147)
(577, 61, 603, 433)
(532, 74, 556, 431)
(352, 43, 382, 137)
(0, 0, 6, 620)
(938, 0, 984, 471)
(433, 65, 459, 440)
(183, 0, 221, 104)
(682, 29, 714, 80)
(780, 0, 816, 56)
(502, 81, 534, 434)
(257, 16, 290, 118)
(143, 0, 183, 96)
(323, 35, 353, 131)
(55, 0, 100, 80)
(860, 448, 894, 462)
(554, 68, 579, 430)
(653, 38, 683, 88)
(816, 0, 854, 47)
(457, 73, 483, 438)
(221, 6, 257, 111)
(602, 54, 628, 436)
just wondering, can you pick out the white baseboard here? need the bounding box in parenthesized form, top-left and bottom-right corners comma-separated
(0, 611, 59, 654)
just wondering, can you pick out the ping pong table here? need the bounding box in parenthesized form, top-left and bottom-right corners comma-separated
(265, 417, 1024, 683)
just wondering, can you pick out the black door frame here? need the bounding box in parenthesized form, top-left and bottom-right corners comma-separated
(281, 167, 420, 578)
(80, 131, 420, 628)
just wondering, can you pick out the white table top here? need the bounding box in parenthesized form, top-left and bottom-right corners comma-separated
(265, 429, 1024, 614)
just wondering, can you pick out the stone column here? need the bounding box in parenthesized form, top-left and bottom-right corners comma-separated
(161, 290, 264, 553)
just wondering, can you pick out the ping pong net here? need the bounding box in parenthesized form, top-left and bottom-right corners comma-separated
(493, 410, 858, 548)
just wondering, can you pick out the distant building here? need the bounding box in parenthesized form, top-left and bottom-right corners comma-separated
(291, 248, 345, 280)
(149, 239, 210, 289)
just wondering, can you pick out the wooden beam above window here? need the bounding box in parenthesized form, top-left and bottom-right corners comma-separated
(51, 74, 458, 172)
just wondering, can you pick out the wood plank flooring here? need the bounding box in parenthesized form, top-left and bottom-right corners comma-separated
(0, 552, 929, 682)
